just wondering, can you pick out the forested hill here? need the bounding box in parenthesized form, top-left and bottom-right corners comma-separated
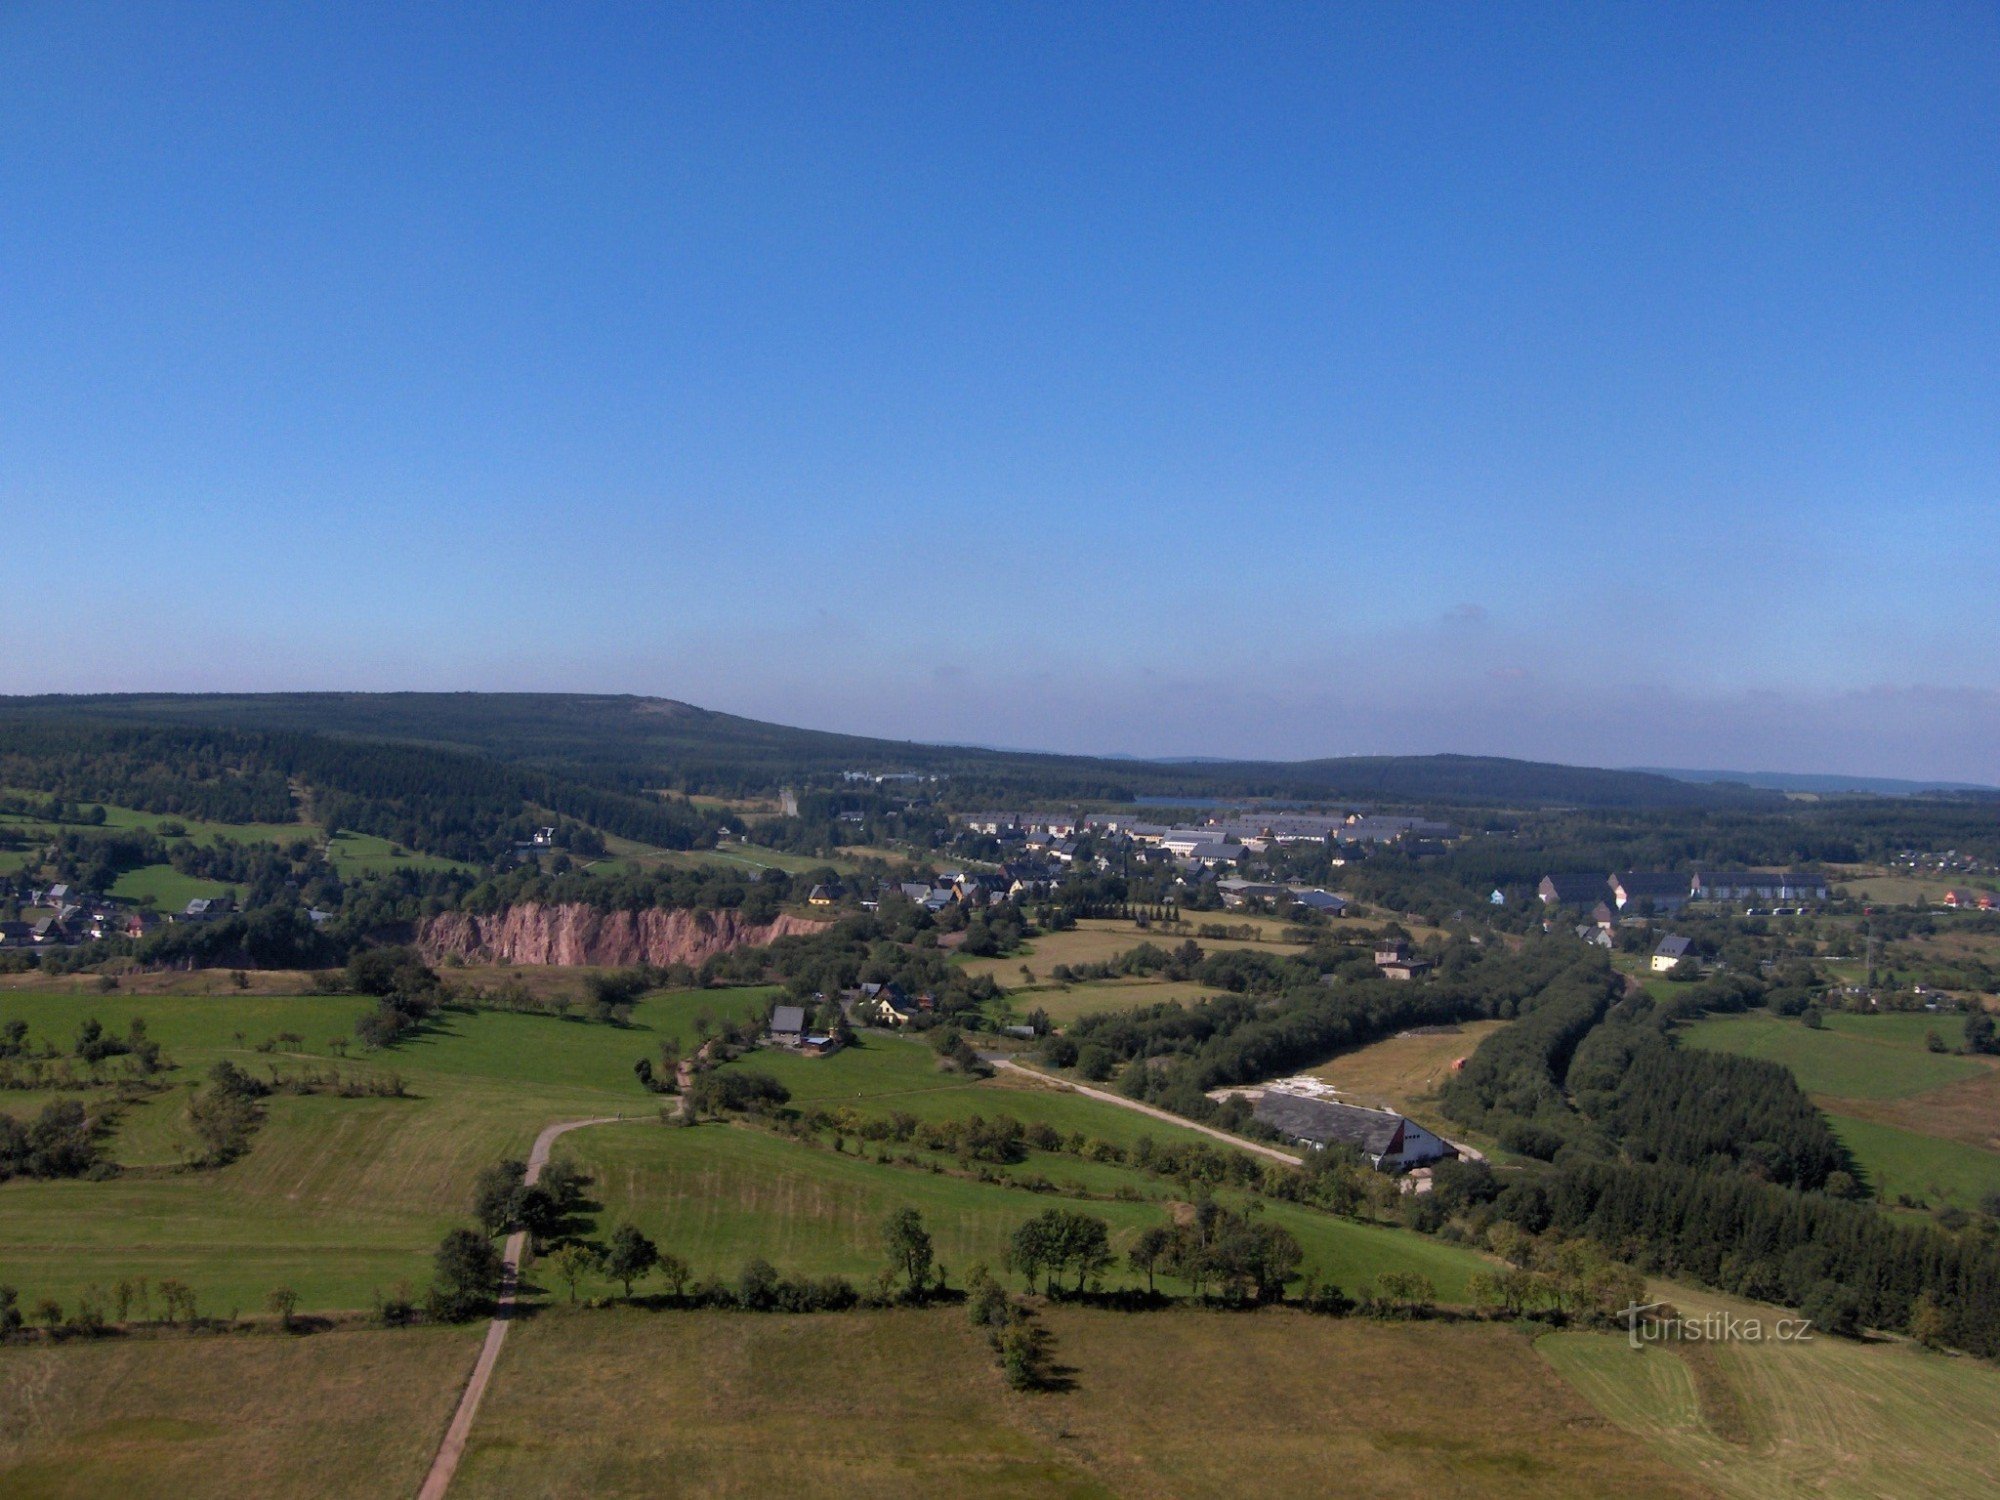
(0, 692, 1778, 810)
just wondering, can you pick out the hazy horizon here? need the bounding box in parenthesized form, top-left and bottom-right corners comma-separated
(3, 6, 1995, 782)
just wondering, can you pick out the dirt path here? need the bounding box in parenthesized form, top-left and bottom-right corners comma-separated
(983, 1057, 1304, 1167)
(416, 1114, 623, 1500)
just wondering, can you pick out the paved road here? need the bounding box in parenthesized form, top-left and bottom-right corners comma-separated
(416, 1115, 623, 1500)
(983, 1057, 1304, 1167)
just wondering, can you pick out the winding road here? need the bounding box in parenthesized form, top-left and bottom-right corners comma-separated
(416, 1115, 622, 1500)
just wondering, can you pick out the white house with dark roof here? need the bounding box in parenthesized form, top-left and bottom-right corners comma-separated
(1652, 934, 1695, 972)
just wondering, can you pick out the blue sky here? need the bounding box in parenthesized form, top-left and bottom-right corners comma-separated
(3, 4, 1996, 778)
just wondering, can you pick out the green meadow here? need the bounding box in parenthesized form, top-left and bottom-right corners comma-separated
(324, 831, 473, 877)
(1682, 1009, 2000, 1209)
(1680, 1011, 1981, 1099)
(107, 865, 236, 911)
(0, 985, 1481, 1318)
(0, 986, 766, 1311)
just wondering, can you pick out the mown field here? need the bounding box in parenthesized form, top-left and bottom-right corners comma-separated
(0, 987, 1482, 1314)
(1004, 977, 1221, 1025)
(1305, 1019, 1509, 1125)
(453, 1304, 1708, 1500)
(0, 1324, 478, 1498)
(1539, 1285, 2000, 1499)
(1682, 1011, 2000, 1209)
(565, 1115, 1483, 1303)
(6, 975, 2000, 1496)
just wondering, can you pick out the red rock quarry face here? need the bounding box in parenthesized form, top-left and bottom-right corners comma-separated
(416, 904, 828, 967)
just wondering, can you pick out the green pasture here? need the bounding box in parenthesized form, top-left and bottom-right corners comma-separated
(325, 831, 472, 877)
(1679, 1011, 1981, 1100)
(565, 1115, 1485, 1302)
(1829, 1115, 2000, 1211)
(108, 864, 236, 911)
(0, 987, 763, 1311)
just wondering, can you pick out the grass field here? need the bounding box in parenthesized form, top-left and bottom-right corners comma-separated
(1821, 1115, 2000, 1210)
(453, 1304, 1705, 1500)
(0, 991, 1477, 1314)
(0, 986, 766, 1311)
(1540, 1285, 2000, 1499)
(1680, 1012, 1983, 1099)
(566, 1115, 1486, 1301)
(999, 978, 1220, 1025)
(1682, 1010, 2000, 1209)
(1829, 868, 1962, 906)
(325, 832, 471, 877)
(0, 1325, 478, 1498)
(106, 865, 235, 912)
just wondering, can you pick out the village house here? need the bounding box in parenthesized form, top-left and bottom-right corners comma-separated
(1250, 1092, 1452, 1171)
(1374, 941, 1432, 981)
(768, 1004, 808, 1046)
(851, 982, 918, 1026)
(1942, 889, 2000, 911)
(807, 882, 846, 906)
(1652, 934, 1695, 972)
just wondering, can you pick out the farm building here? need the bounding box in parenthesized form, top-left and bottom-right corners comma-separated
(1217, 879, 1287, 908)
(1250, 1093, 1451, 1171)
(1691, 871, 1829, 902)
(1538, 872, 1607, 907)
(1610, 871, 1690, 913)
(768, 1004, 808, 1045)
(1289, 888, 1348, 915)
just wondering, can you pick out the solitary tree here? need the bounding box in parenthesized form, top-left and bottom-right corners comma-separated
(471, 1160, 528, 1236)
(882, 1208, 935, 1297)
(603, 1225, 661, 1298)
(1127, 1225, 1172, 1294)
(433, 1229, 505, 1320)
(1909, 1293, 1950, 1350)
(517, 1184, 565, 1246)
(547, 1242, 599, 1305)
(266, 1286, 301, 1330)
(657, 1251, 693, 1300)
(157, 1278, 198, 1325)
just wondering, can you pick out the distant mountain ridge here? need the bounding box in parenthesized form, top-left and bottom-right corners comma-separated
(1635, 766, 1999, 796)
(0, 691, 1783, 810)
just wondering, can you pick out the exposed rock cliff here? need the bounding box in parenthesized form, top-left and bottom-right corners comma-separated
(417, 904, 826, 968)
